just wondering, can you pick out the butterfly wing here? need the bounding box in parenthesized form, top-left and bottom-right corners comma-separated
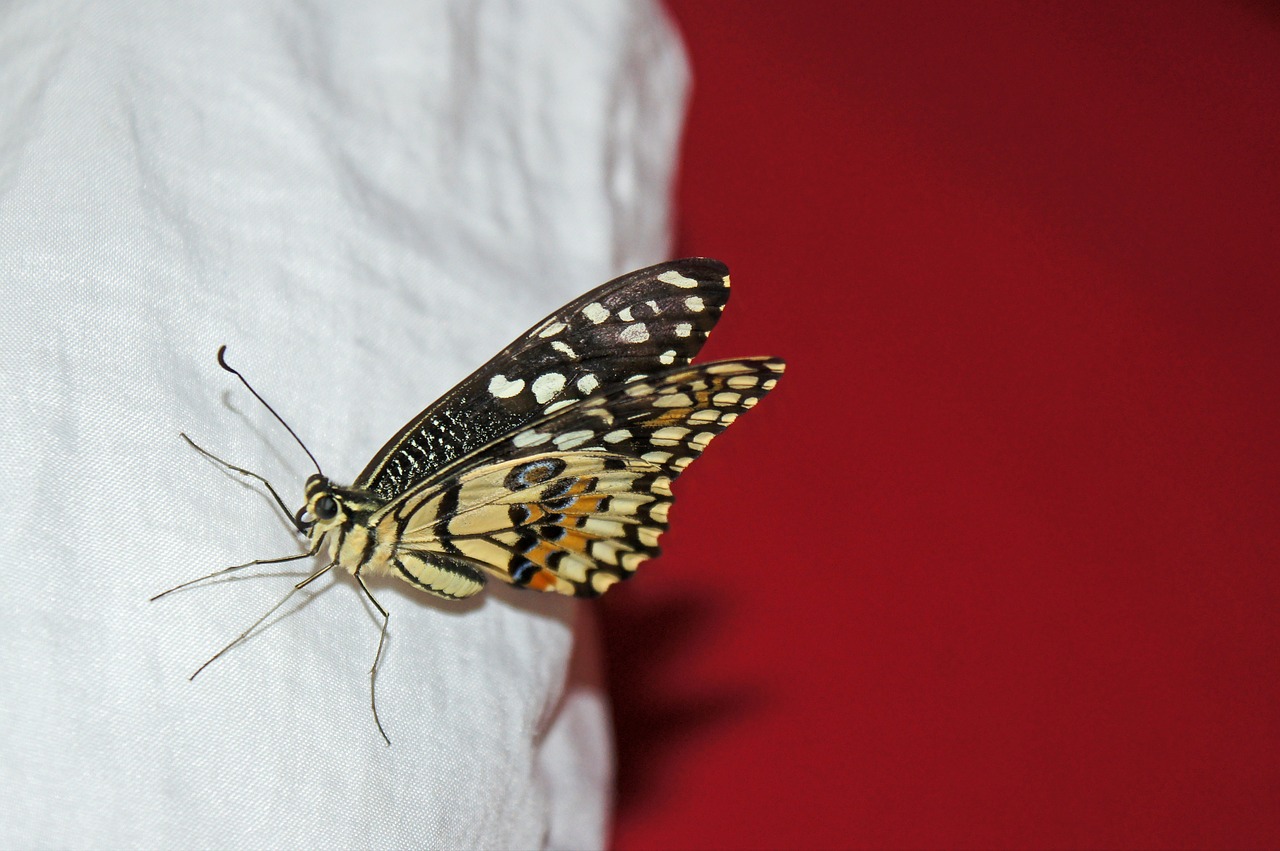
(373, 357, 784, 597)
(354, 258, 733, 502)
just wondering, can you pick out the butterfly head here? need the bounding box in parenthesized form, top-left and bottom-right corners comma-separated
(296, 473, 346, 534)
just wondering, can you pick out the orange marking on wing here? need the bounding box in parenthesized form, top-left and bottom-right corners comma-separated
(641, 408, 693, 428)
(563, 479, 594, 497)
(525, 541, 559, 567)
(527, 569, 559, 591)
(557, 494, 609, 516)
(556, 530, 593, 552)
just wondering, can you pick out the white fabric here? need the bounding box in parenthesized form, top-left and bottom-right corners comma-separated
(0, 2, 687, 847)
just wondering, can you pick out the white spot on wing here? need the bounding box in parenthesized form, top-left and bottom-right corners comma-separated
(551, 341, 578, 359)
(685, 295, 705, 312)
(618, 306, 634, 322)
(619, 323, 649, 344)
(531, 372, 567, 404)
(580, 517, 625, 538)
(650, 426, 691, 446)
(621, 552, 647, 571)
(583, 302, 609, 324)
(674, 322, 692, 338)
(557, 555, 592, 583)
(659, 349, 677, 365)
(591, 540, 624, 566)
(554, 430, 594, 449)
(489, 374, 524, 399)
(654, 392, 693, 408)
(603, 429, 631, 443)
(513, 430, 551, 447)
(591, 572, 619, 594)
(657, 270, 698, 288)
(538, 321, 567, 337)
(577, 373, 599, 394)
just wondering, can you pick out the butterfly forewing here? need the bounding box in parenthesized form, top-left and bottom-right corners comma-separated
(373, 357, 785, 597)
(355, 258, 732, 502)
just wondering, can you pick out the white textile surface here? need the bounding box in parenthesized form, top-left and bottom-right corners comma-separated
(0, 1, 687, 847)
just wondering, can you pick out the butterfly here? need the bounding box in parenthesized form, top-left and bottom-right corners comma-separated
(159, 258, 784, 743)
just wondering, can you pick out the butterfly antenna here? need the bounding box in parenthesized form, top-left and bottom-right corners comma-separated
(217, 345, 323, 476)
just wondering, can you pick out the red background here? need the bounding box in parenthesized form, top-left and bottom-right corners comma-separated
(601, 3, 1280, 848)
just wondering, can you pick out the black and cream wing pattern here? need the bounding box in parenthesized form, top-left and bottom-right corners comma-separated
(354, 258, 738, 501)
(323, 258, 784, 599)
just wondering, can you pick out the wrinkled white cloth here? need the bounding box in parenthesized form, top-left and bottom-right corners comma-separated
(0, 2, 686, 847)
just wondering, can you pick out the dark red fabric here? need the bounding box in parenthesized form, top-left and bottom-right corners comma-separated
(601, 3, 1280, 848)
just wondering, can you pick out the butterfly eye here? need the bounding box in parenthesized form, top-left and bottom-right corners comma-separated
(315, 495, 338, 520)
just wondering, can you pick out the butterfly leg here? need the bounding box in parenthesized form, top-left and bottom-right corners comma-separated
(181, 432, 305, 534)
(355, 572, 392, 747)
(188, 561, 335, 681)
(150, 543, 322, 601)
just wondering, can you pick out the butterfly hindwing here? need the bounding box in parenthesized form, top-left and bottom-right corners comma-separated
(375, 357, 785, 597)
(392, 452, 667, 597)
(355, 258, 732, 502)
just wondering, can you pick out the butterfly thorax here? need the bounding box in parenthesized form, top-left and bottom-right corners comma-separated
(299, 472, 492, 599)
(300, 474, 386, 577)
